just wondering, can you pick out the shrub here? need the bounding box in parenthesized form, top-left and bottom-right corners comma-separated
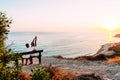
(17, 72, 31, 80)
(31, 66, 51, 80)
(45, 64, 75, 80)
(0, 12, 22, 80)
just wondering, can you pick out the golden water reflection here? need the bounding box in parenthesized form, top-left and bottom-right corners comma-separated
(107, 32, 114, 43)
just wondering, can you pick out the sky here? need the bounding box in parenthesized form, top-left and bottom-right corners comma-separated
(1, 0, 120, 32)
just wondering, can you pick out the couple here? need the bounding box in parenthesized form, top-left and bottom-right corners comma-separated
(22, 36, 37, 65)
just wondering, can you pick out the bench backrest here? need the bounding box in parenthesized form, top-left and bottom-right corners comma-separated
(21, 50, 43, 55)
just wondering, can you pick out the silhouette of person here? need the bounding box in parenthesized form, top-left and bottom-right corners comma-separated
(22, 43, 30, 65)
(31, 36, 37, 50)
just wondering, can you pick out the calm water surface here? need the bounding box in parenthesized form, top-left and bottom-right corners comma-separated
(6, 32, 119, 58)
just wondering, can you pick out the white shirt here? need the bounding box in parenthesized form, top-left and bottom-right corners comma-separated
(22, 48, 31, 59)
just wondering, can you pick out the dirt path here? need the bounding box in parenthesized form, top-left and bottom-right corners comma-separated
(22, 57, 120, 79)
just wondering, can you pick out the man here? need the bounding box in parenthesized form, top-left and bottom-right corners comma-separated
(22, 43, 30, 65)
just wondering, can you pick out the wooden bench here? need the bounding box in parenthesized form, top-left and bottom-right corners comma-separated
(21, 50, 43, 64)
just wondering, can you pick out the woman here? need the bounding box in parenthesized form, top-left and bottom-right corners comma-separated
(29, 36, 38, 64)
(31, 36, 37, 50)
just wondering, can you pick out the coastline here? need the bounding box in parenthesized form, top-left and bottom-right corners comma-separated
(21, 42, 120, 80)
(22, 56, 120, 79)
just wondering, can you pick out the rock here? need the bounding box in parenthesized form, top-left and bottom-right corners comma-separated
(114, 34, 120, 38)
(95, 43, 116, 56)
(74, 73, 105, 80)
(112, 72, 120, 80)
(109, 42, 120, 53)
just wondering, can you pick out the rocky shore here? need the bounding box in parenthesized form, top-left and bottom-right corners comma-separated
(22, 42, 120, 80)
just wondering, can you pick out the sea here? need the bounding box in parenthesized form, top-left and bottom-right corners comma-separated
(5, 31, 120, 58)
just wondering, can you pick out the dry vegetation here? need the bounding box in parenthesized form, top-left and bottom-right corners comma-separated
(107, 56, 120, 63)
(54, 52, 120, 62)
(45, 64, 104, 80)
(17, 72, 31, 80)
(21, 64, 104, 80)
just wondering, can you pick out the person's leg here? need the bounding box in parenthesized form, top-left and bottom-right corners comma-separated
(35, 36, 37, 46)
(29, 57, 33, 65)
(31, 57, 33, 64)
(25, 59, 28, 65)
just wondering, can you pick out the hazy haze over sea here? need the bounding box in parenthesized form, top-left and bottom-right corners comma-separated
(6, 32, 119, 58)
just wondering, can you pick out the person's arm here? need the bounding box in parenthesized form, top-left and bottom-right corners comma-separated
(34, 36, 37, 47)
(31, 37, 35, 47)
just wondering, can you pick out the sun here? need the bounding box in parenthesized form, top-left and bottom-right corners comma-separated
(103, 23, 118, 31)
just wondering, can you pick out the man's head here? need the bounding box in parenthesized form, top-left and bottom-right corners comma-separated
(25, 43, 29, 48)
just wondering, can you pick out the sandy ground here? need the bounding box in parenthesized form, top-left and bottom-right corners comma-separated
(22, 56, 120, 79)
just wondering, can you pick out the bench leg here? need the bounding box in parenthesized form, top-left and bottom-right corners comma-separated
(39, 53, 42, 64)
